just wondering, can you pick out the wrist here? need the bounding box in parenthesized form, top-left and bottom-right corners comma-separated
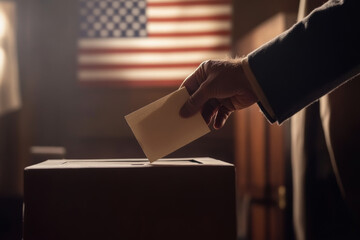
(238, 60, 259, 102)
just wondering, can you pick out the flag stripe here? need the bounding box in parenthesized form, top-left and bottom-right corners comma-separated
(148, 30, 230, 37)
(147, 0, 231, 7)
(148, 15, 231, 22)
(80, 63, 200, 70)
(147, 5, 231, 18)
(79, 68, 196, 80)
(147, 0, 226, 2)
(147, 21, 230, 33)
(79, 51, 229, 64)
(79, 45, 230, 54)
(79, 36, 230, 48)
(79, 79, 184, 87)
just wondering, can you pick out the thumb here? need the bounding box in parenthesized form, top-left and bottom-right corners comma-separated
(180, 85, 210, 118)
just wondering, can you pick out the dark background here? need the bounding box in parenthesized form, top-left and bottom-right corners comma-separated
(0, 0, 299, 239)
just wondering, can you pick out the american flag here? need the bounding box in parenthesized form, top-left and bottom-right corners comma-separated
(78, 0, 232, 86)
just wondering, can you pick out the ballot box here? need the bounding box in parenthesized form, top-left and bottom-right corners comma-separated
(23, 158, 236, 240)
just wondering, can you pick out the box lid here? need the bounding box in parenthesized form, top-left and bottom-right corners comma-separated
(25, 157, 233, 170)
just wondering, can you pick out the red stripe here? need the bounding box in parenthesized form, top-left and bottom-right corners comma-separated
(148, 30, 230, 37)
(79, 79, 183, 87)
(148, 15, 231, 22)
(79, 45, 230, 54)
(79, 63, 199, 70)
(147, 1, 231, 7)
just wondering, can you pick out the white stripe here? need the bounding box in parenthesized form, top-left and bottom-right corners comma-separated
(147, 5, 231, 18)
(78, 51, 229, 64)
(147, 0, 220, 3)
(79, 68, 195, 81)
(148, 21, 230, 33)
(78, 36, 230, 49)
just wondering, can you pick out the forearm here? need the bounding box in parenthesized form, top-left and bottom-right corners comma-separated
(246, 0, 360, 123)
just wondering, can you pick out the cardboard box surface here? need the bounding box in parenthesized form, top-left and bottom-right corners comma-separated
(23, 158, 236, 240)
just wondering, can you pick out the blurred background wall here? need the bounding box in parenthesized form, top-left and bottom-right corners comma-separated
(0, 0, 300, 239)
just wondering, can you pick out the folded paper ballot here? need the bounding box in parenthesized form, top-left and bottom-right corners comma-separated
(125, 87, 210, 162)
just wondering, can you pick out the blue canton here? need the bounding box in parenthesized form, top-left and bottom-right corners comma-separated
(79, 0, 147, 38)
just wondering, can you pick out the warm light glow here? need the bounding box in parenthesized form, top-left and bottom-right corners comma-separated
(0, 10, 6, 39)
(0, 9, 6, 86)
(0, 48, 5, 80)
(0, 48, 5, 84)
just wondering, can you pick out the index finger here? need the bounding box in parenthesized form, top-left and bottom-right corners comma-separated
(180, 61, 207, 95)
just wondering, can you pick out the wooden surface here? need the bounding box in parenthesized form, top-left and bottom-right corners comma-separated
(234, 10, 297, 240)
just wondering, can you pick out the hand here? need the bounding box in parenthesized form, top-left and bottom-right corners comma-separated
(180, 59, 258, 129)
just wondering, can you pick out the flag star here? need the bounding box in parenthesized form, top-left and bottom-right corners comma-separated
(106, 8, 114, 16)
(80, 22, 88, 30)
(132, 22, 140, 30)
(93, 8, 101, 16)
(100, 29, 109, 37)
(119, 22, 127, 30)
(138, 1, 146, 8)
(93, 22, 102, 30)
(125, 1, 133, 9)
(113, 29, 121, 37)
(132, 8, 140, 16)
(100, 15, 108, 23)
(139, 29, 147, 37)
(126, 29, 134, 37)
(119, 8, 127, 16)
(125, 15, 134, 23)
(86, 1, 94, 8)
(138, 15, 146, 23)
(87, 29, 95, 37)
(106, 22, 115, 30)
(99, 1, 107, 9)
(87, 15, 95, 23)
(112, 1, 120, 8)
(112, 15, 120, 23)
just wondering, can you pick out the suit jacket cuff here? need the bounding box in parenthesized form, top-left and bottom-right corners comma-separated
(241, 57, 277, 123)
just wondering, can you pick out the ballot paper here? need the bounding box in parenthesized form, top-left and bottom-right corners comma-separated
(125, 87, 210, 163)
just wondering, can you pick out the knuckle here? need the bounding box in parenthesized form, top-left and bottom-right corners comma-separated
(188, 95, 197, 107)
(203, 59, 213, 69)
(201, 60, 213, 72)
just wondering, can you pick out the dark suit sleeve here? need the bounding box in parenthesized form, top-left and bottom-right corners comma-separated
(247, 0, 360, 124)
